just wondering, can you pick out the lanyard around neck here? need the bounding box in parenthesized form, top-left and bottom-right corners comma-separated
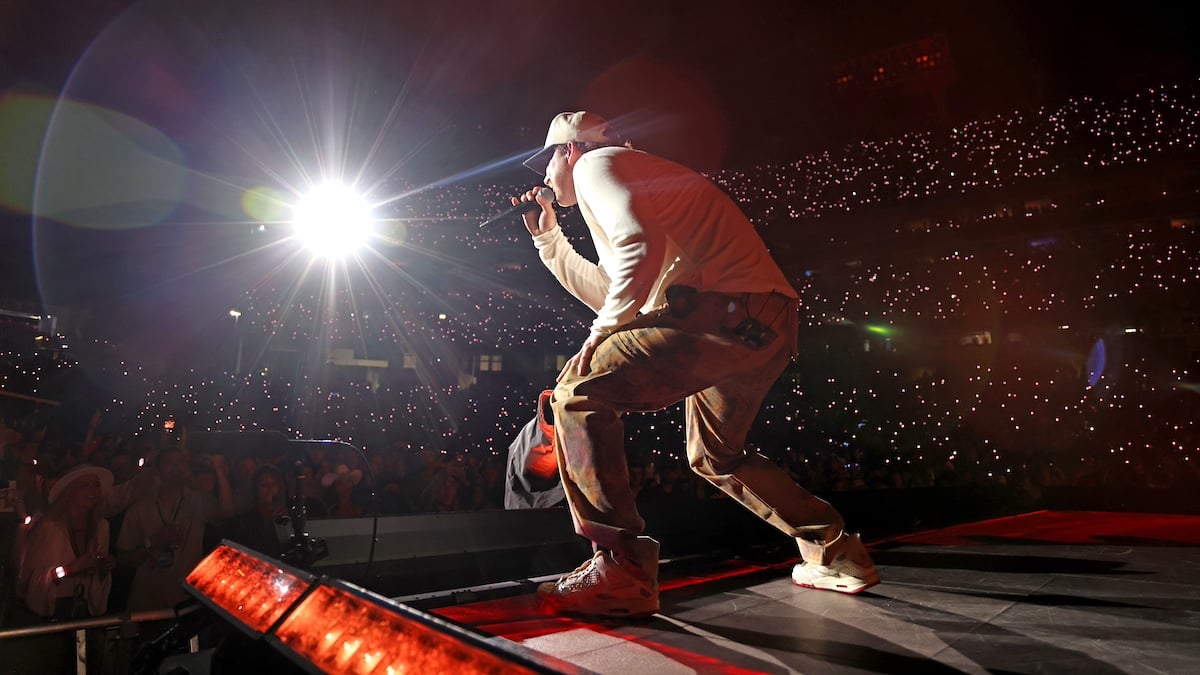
(156, 493, 184, 526)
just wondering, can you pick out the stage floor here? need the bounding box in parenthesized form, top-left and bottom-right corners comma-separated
(432, 510, 1200, 674)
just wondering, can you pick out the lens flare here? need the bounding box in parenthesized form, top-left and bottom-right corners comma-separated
(35, 97, 184, 230)
(0, 93, 55, 215)
(241, 185, 289, 224)
(1087, 338, 1106, 387)
(1175, 381, 1200, 395)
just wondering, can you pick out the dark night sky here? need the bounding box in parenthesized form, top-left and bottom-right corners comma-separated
(1, 0, 1198, 332)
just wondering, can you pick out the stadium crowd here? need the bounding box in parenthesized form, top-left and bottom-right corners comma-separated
(2, 79, 1199, 621)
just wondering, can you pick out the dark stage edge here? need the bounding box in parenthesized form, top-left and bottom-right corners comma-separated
(431, 510, 1200, 674)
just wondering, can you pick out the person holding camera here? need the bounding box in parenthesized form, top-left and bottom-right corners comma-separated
(515, 112, 879, 618)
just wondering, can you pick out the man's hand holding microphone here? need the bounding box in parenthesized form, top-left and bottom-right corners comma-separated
(516, 186, 557, 236)
(479, 187, 556, 233)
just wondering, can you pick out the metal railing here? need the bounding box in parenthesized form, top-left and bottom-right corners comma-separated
(0, 604, 200, 675)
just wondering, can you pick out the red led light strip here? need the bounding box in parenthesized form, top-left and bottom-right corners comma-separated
(273, 583, 538, 674)
(185, 543, 314, 636)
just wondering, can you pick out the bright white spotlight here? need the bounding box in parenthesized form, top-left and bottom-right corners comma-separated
(292, 183, 374, 258)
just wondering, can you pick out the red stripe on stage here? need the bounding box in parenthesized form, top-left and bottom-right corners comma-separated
(884, 510, 1200, 546)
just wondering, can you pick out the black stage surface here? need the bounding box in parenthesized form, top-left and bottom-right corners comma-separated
(429, 510, 1200, 674)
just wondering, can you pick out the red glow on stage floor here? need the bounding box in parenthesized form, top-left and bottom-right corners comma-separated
(430, 510, 1200, 674)
(883, 510, 1200, 546)
(434, 595, 777, 674)
(433, 560, 793, 643)
(433, 595, 587, 641)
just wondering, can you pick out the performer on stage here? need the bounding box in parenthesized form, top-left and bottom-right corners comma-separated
(516, 111, 879, 617)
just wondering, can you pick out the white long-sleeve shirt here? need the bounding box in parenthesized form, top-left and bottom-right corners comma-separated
(533, 147, 796, 338)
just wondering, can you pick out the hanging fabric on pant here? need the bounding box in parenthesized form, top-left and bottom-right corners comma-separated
(504, 389, 565, 509)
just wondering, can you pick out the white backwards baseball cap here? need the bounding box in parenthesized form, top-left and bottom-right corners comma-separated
(522, 111, 614, 175)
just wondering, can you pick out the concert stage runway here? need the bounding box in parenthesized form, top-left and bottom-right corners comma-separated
(428, 510, 1200, 674)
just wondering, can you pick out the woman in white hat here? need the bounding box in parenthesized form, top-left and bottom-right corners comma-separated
(18, 464, 116, 618)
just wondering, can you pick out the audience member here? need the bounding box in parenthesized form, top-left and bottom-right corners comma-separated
(223, 464, 288, 558)
(17, 464, 116, 619)
(321, 464, 365, 517)
(116, 448, 232, 611)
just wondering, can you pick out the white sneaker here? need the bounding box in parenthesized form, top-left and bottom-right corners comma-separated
(792, 532, 880, 594)
(537, 549, 659, 618)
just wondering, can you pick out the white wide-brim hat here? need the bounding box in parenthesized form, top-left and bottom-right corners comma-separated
(48, 464, 114, 505)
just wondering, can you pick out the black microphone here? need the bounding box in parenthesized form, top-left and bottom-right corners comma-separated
(480, 187, 555, 227)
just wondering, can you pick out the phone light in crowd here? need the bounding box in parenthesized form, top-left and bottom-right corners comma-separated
(291, 183, 374, 259)
(55, 566, 67, 579)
